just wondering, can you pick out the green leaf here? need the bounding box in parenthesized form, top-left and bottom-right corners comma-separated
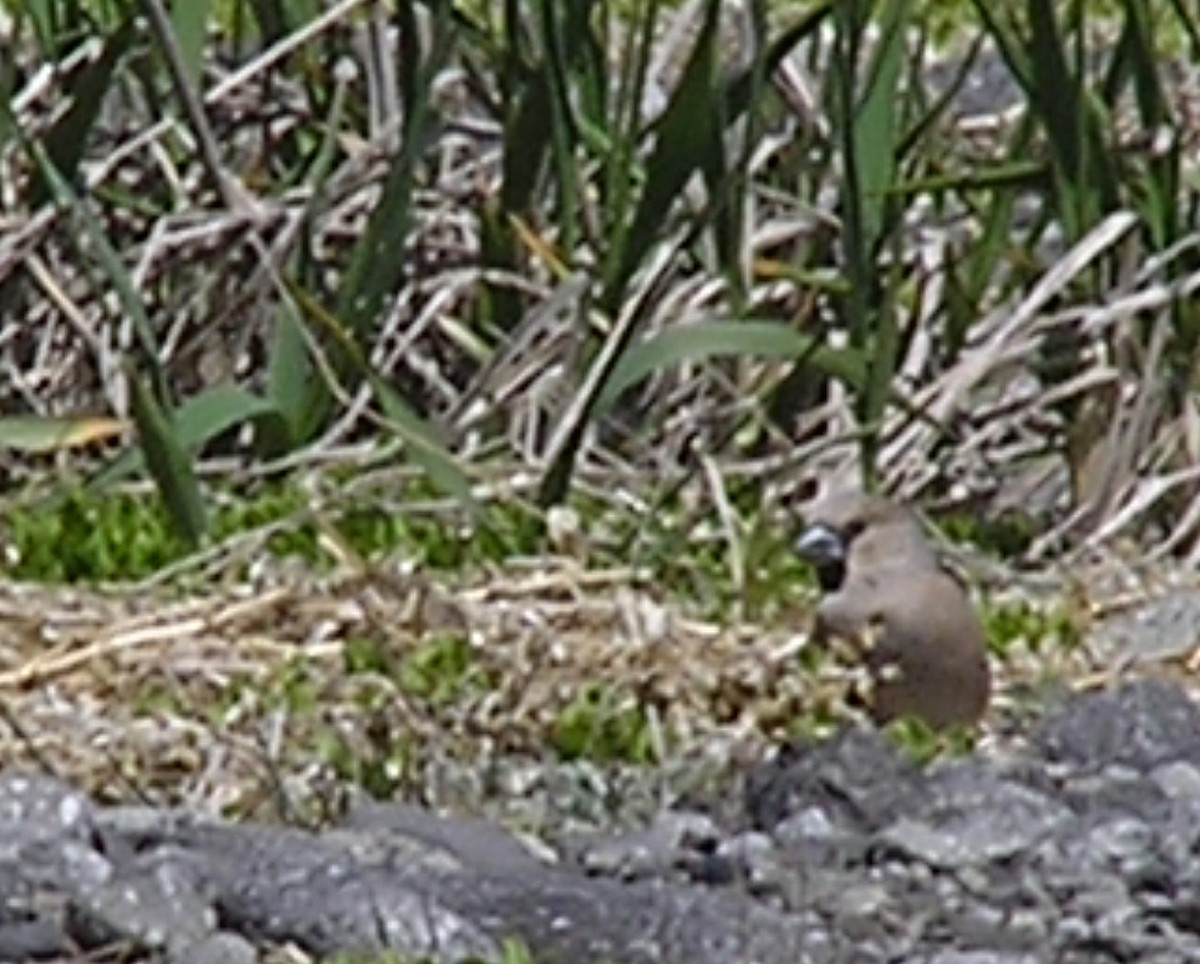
(25, 137, 167, 398)
(35, 16, 136, 208)
(170, 0, 213, 85)
(126, 366, 207, 549)
(89, 385, 288, 491)
(854, 0, 910, 256)
(0, 415, 126, 453)
(601, 0, 723, 311)
(596, 320, 868, 416)
(266, 310, 314, 447)
(171, 384, 290, 450)
(290, 285, 479, 516)
(366, 371, 479, 515)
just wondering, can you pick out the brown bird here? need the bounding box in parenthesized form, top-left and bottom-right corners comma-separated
(795, 490, 991, 729)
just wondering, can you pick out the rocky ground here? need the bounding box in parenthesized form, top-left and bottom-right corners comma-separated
(4, 566, 1200, 964)
(6, 675, 1200, 964)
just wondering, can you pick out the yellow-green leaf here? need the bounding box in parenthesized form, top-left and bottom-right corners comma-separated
(0, 415, 127, 453)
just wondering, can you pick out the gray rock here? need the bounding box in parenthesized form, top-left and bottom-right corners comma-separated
(1091, 590, 1200, 666)
(1057, 764, 1171, 822)
(68, 855, 215, 951)
(0, 919, 71, 961)
(1034, 679, 1200, 770)
(569, 810, 720, 880)
(880, 771, 1071, 868)
(745, 727, 923, 833)
(773, 803, 867, 867)
(0, 771, 94, 857)
(826, 881, 899, 943)
(3, 679, 1200, 962)
(169, 930, 258, 964)
(925, 953, 1041, 964)
(343, 798, 554, 874)
(1151, 760, 1200, 802)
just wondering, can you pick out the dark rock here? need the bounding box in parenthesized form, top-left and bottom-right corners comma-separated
(6, 677, 1200, 962)
(568, 810, 720, 880)
(432, 868, 821, 964)
(879, 765, 1071, 868)
(0, 919, 71, 961)
(1056, 765, 1172, 823)
(169, 930, 258, 964)
(1091, 590, 1200, 666)
(67, 854, 215, 952)
(1034, 679, 1200, 771)
(0, 771, 95, 855)
(343, 798, 554, 874)
(745, 727, 923, 833)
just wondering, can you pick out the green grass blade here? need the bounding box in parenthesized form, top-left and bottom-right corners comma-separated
(0, 415, 126, 454)
(169, 0, 213, 83)
(828, 0, 868, 342)
(540, 2, 582, 255)
(1114, 0, 1178, 248)
(1028, 0, 1081, 184)
(171, 385, 291, 452)
(499, 70, 553, 214)
(596, 319, 868, 416)
(335, 4, 455, 340)
(600, 0, 723, 313)
(35, 16, 135, 208)
(965, 138, 1037, 306)
(1165, 0, 1200, 55)
(891, 157, 1046, 197)
(248, 0, 289, 42)
(366, 373, 479, 514)
(291, 285, 479, 515)
(265, 310, 312, 449)
(126, 366, 207, 549)
(968, 2, 1032, 92)
(310, 3, 456, 439)
(25, 136, 167, 399)
(859, 254, 902, 486)
(897, 32, 984, 163)
(88, 385, 290, 490)
(599, 0, 658, 280)
(726, 0, 834, 115)
(709, 0, 770, 306)
(854, 0, 910, 257)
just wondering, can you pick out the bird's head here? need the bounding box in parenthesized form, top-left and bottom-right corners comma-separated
(795, 491, 933, 591)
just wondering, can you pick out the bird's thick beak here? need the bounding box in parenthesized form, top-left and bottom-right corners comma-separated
(795, 522, 845, 567)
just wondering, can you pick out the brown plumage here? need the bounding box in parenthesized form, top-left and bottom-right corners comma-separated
(795, 491, 991, 729)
